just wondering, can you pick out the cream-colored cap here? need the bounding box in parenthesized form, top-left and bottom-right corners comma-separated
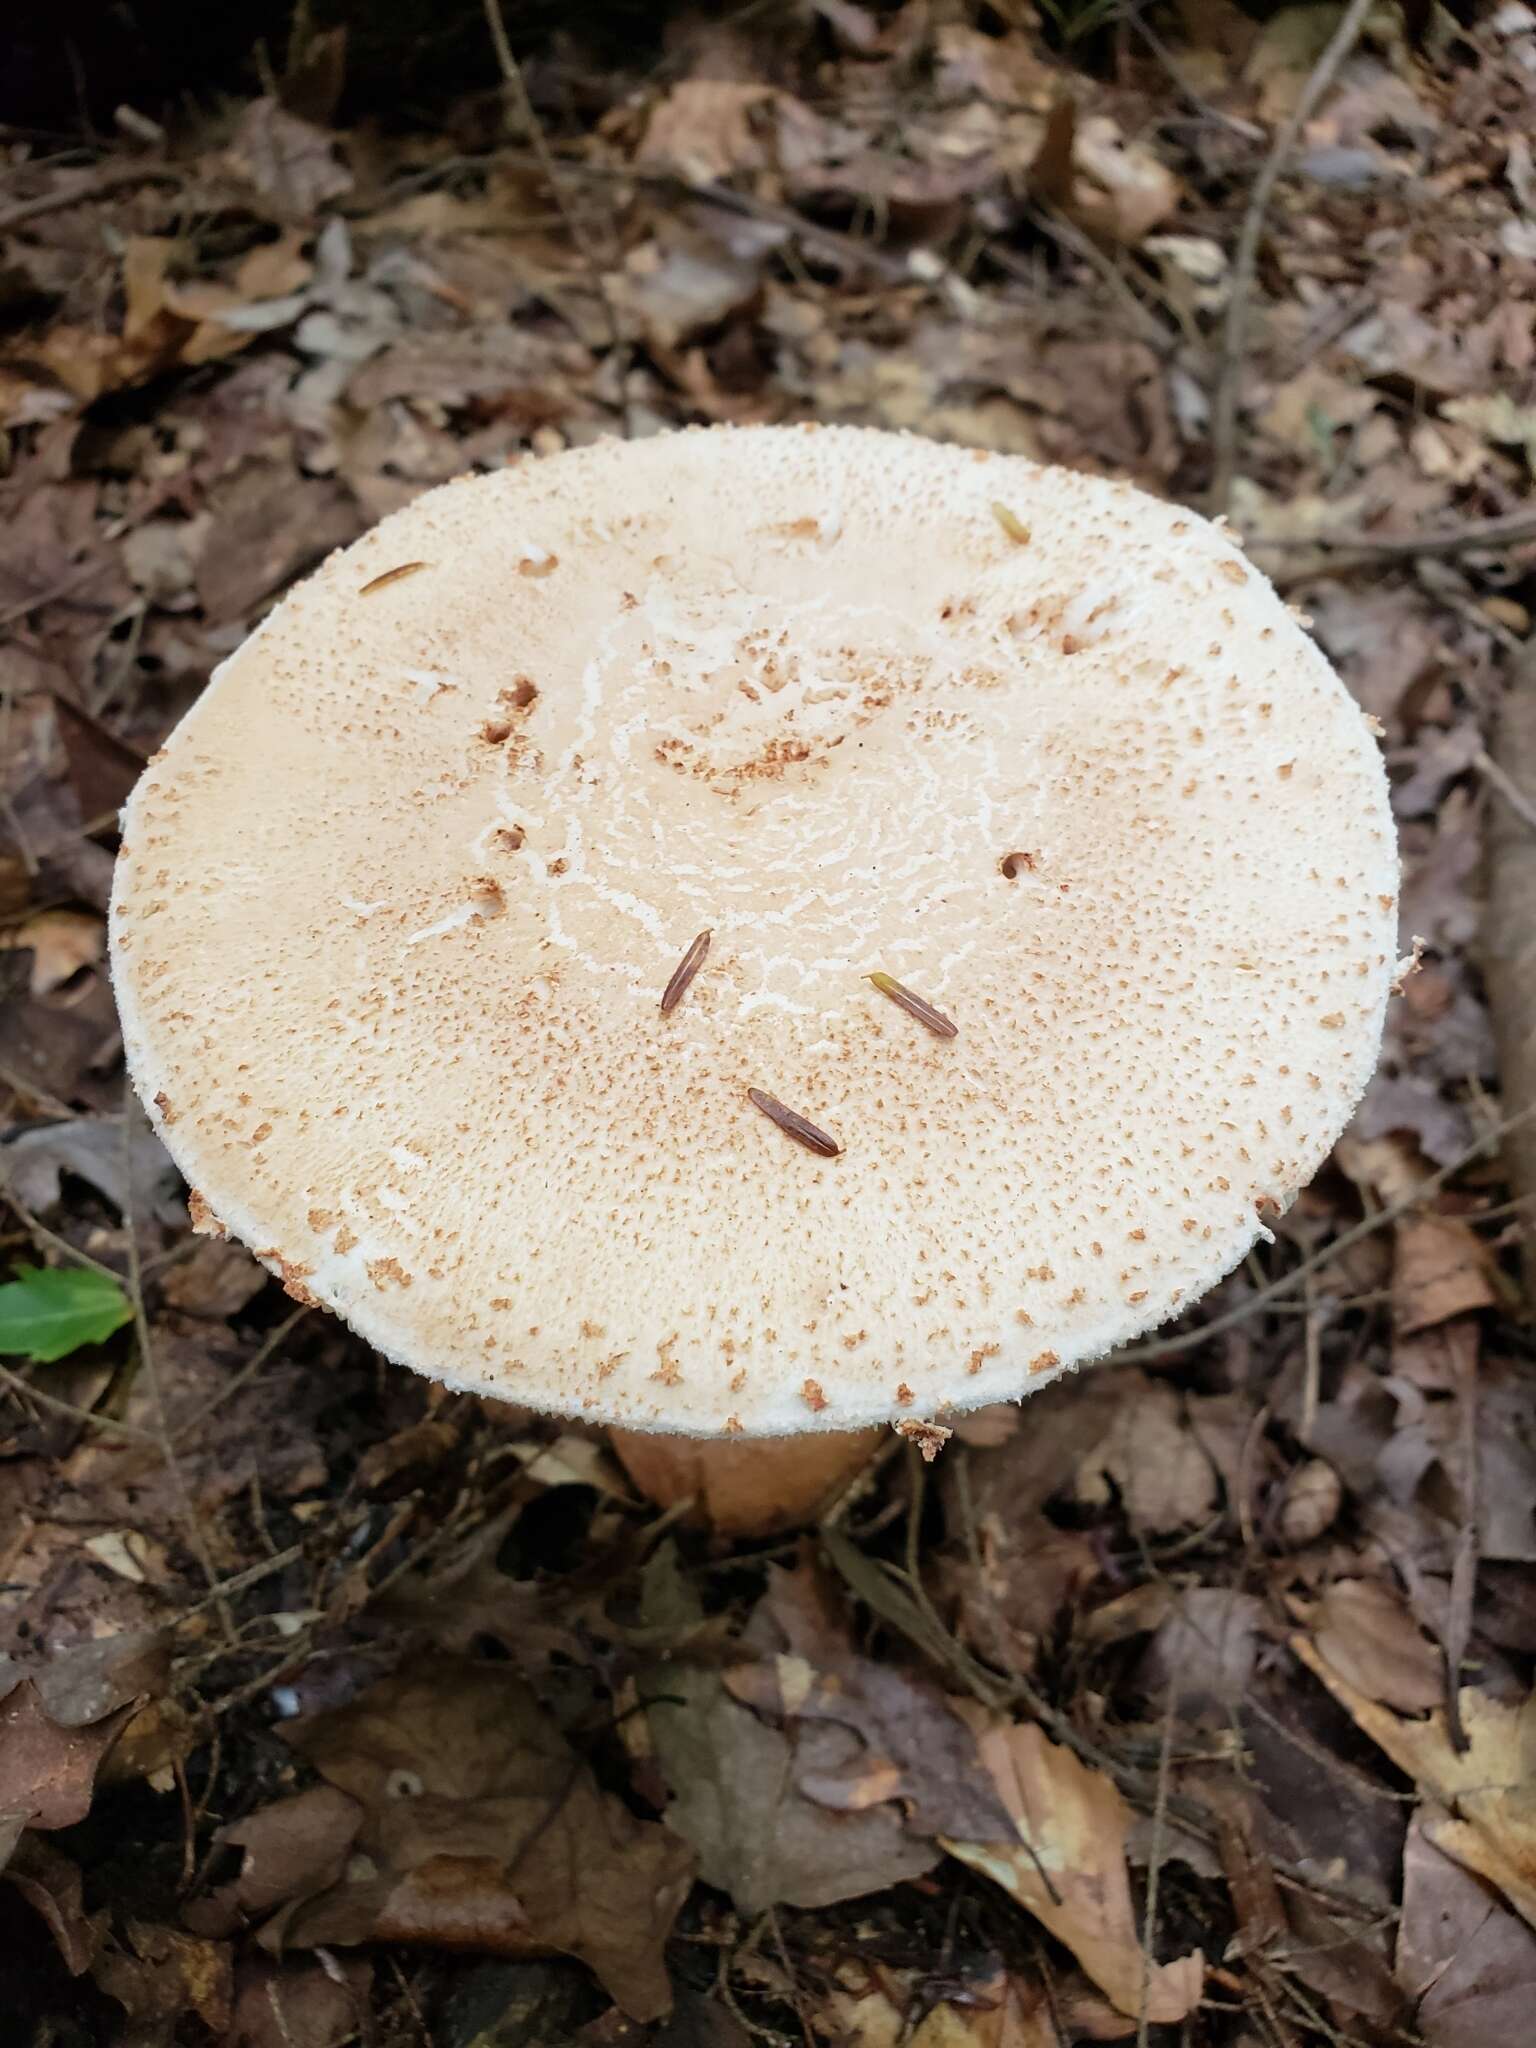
(110, 426, 1397, 1435)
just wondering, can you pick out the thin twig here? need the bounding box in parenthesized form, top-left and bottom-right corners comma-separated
(1, 1183, 127, 1282)
(172, 1304, 310, 1444)
(1118, 1098, 1536, 1365)
(0, 556, 115, 633)
(1444, 1334, 1479, 1752)
(1257, 504, 1536, 561)
(479, 0, 626, 370)
(1137, 1674, 1180, 2048)
(1474, 745, 1536, 833)
(177, 1541, 307, 1617)
(1208, 0, 1378, 513)
(1000, 213, 1174, 348)
(0, 1356, 158, 1441)
(1124, 9, 1265, 141)
(0, 162, 180, 235)
(383, 140, 909, 281)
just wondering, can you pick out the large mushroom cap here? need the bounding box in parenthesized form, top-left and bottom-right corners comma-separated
(111, 426, 1396, 1435)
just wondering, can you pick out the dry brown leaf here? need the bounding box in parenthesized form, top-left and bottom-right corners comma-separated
(159, 1237, 270, 1319)
(194, 460, 359, 624)
(942, 1707, 1204, 2021)
(1310, 1578, 1445, 1712)
(1393, 1216, 1497, 1333)
(643, 1547, 939, 1913)
(1277, 1456, 1344, 1545)
(1294, 1636, 1536, 1928)
(2, 1834, 106, 1972)
(91, 1919, 233, 2033)
(1065, 116, 1183, 246)
(0, 910, 104, 997)
(1398, 1808, 1536, 2048)
(1140, 1588, 1263, 1722)
(281, 1659, 693, 2020)
(723, 1558, 1014, 1841)
(637, 81, 787, 182)
(0, 1631, 168, 1831)
(818, 1964, 1058, 2047)
(227, 1955, 372, 2048)
(184, 1786, 363, 1938)
(221, 97, 353, 218)
(1073, 1374, 1218, 1533)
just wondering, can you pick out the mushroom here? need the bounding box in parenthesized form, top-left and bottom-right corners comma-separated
(109, 426, 1396, 1535)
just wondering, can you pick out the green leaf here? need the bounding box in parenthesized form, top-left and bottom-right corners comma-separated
(0, 1265, 132, 1363)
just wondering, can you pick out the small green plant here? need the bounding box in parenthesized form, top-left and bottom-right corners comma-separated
(0, 1265, 133, 1363)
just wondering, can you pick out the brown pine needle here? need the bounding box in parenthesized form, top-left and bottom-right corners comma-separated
(868, 971, 958, 1039)
(748, 1088, 841, 1158)
(660, 929, 712, 1015)
(359, 562, 428, 595)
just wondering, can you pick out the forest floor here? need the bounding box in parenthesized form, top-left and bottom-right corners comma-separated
(3, 3, 1536, 2044)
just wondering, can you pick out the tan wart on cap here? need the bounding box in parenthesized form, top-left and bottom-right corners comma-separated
(110, 426, 1398, 1438)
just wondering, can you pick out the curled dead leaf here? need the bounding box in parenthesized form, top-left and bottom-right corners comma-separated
(1293, 1636, 1536, 1929)
(942, 1705, 1204, 2022)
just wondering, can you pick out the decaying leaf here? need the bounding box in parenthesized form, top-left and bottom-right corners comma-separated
(185, 1786, 363, 1937)
(227, 1955, 372, 2048)
(279, 1658, 693, 2021)
(1398, 1809, 1536, 2048)
(0, 1630, 168, 1831)
(643, 1545, 939, 1913)
(1394, 1214, 1498, 1333)
(1294, 1636, 1536, 1928)
(220, 98, 354, 218)
(1307, 1577, 1445, 1713)
(815, 1962, 1059, 2048)
(91, 1919, 233, 2035)
(3, 1833, 106, 1972)
(1073, 1373, 1219, 1533)
(0, 1114, 185, 1224)
(724, 1557, 1014, 1840)
(942, 1707, 1204, 2022)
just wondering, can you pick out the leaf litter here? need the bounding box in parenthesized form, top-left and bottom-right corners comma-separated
(2, 2, 1536, 2041)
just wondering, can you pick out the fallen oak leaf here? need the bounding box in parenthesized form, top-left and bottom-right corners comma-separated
(1393, 1214, 1497, 1334)
(0, 1630, 168, 1831)
(3, 1834, 107, 1972)
(642, 1544, 938, 1914)
(279, 1658, 693, 2021)
(1298, 1577, 1444, 1713)
(91, 1918, 233, 2034)
(941, 1706, 1204, 2023)
(183, 1785, 363, 1938)
(1397, 1807, 1536, 2047)
(723, 1556, 1015, 1841)
(1292, 1637, 1536, 1929)
(0, 1114, 184, 1225)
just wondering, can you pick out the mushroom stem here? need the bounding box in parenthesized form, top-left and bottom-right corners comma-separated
(608, 1426, 884, 1538)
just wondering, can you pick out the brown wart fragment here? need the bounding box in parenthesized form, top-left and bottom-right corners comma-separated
(186, 1189, 227, 1239)
(748, 1088, 841, 1158)
(868, 971, 958, 1040)
(359, 562, 429, 595)
(660, 929, 712, 1016)
(895, 1418, 953, 1461)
